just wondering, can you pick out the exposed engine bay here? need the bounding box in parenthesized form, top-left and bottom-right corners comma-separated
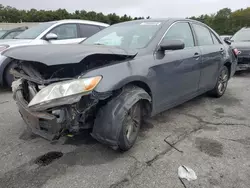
(10, 53, 135, 141)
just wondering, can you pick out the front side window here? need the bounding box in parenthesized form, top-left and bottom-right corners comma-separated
(163, 22, 194, 48)
(80, 24, 101, 38)
(82, 21, 162, 49)
(50, 24, 78, 40)
(193, 24, 213, 46)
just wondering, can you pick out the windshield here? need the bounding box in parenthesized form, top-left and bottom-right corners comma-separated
(0, 30, 7, 38)
(231, 29, 250, 42)
(82, 21, 162, 49)
(14, 22, 54, 39)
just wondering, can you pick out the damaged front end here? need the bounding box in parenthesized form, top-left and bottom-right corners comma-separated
(11, 60, 112, 141)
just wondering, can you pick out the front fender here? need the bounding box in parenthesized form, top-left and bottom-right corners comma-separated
(82, 60, 151, 93)
(91, 86, 151, 147)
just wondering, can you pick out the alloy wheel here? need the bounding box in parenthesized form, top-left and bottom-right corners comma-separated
(124, 102, 141, 144)
(218, 68, 228, 94)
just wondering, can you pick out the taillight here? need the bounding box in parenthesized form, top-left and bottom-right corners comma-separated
(233, 48, 240, 56)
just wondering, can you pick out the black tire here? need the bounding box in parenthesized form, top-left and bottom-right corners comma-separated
(208, 65, 229, 98)
(4, 63, 15, 88)
(93, 86, 151, 151)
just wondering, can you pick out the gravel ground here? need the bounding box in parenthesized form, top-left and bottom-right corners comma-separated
(0, 73, 249, 188)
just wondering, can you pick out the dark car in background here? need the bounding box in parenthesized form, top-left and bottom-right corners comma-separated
(4, 18, 237, 151)
(231, 27, 250, 71)
(0, 26, 28, 39)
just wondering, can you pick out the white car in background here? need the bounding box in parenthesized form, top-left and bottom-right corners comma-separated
(0, 19, 109, 87)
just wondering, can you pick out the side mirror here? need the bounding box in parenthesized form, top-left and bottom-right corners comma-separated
(159, 39, 185, 51)
(45, 33, 58, 40)
(223, 37, 231, 45)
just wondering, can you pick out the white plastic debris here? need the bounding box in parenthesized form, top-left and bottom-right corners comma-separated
(178, 165, 197, 181)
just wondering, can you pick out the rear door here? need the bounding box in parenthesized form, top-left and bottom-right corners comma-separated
(191, 23, 224, 91)
(48, 23, 82, 44)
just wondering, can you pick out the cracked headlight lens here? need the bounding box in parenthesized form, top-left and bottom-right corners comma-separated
(28, 76, 102, 108)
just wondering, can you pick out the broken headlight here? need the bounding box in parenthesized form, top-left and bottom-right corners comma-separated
(28, 76, 102, 109)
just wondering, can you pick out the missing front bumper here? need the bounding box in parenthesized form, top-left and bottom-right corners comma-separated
(16, 90, 64, 141)
(12, 77, 112, 141)
(14, 88, 106, 141)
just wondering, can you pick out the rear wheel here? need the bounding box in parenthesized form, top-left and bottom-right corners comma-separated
(208, 65, 229, 98)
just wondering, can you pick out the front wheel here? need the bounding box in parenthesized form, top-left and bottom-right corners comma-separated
(92, 86, 151, 151)
(4, 63, 15, 88)
(118, 101, 142, 151)
(208, 65, 229, 98)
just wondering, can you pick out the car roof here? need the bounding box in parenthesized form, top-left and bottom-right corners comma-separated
(8, 26, 28, 31)
(114, 18, 204, 25)
(45, 19, 110, 27)
(241, 27, 250, 30)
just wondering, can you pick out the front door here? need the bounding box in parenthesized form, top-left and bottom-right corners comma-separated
(153, 22, 202, 113)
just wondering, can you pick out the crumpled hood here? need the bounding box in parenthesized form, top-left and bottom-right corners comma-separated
(2, 44, 137, 66)
(0, 39, 33, 47)
(231, 41, 250, 50)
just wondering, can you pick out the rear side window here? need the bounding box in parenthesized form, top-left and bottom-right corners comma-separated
(80, 24, 101, 38)
(163, 22, 194, 48)
(193, 24, 213, 46)
(211, 32, 221, 44)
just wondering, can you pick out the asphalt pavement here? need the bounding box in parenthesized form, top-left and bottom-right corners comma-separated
(0, 73, 250, 188)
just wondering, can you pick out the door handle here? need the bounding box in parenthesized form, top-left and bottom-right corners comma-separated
(193, 53, 200, 58)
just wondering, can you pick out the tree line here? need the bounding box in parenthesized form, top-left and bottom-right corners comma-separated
(0, 4, 249, 35)
(189, 7, 250, 35)
(0, 4, 149, 25)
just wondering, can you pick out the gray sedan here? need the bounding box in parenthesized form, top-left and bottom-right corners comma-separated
(4, 18, 237, 151)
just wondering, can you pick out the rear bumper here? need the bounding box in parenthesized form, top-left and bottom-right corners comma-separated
(237, 63, 250, 71)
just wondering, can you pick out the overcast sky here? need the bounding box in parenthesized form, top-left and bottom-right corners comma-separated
(1, 0, 249, 18)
